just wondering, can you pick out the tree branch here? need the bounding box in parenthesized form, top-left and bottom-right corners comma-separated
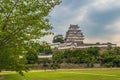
(0, 26, 24, 49)
(2, 0, 19, 31)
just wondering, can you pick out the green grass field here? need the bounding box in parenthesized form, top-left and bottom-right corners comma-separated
(0, 68, 120, 80)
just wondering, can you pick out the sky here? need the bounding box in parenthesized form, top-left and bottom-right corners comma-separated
(41, 0, 120, 46)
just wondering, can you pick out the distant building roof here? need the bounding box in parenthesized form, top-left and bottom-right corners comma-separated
(69, 24, 79, 29)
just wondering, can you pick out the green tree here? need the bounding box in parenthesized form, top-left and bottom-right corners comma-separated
(63, 50, 74, 63)
(113, 47, 120, 67)
(53, 38, 64, 43)
(0, 0, 60, 75)
(100, 48, 120, 67)
(100, 50, 115, 67)
(39, 42, 52, 55)
(114, 47, 120, 55)
(74, 49, 88, 64)
(52, 51, 63, 63)
(86, 47, 100, 67)
(50, 62, 60, 71)
(26, 49, 38, 64)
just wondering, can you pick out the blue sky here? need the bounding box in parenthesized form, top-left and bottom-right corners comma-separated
(41, 0, 120, 46)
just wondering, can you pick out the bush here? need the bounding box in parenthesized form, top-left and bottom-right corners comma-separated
(50, 62, 60, 70)
(104, 62, 113, 67)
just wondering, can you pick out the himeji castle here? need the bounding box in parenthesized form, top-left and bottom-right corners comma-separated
(51, 24, 116, 50)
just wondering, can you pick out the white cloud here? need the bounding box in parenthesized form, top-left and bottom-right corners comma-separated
(50, 4, 71, 18)
(106, 19, 120, 32)
(91, 0, 120, 11)
(68, 6, 88, 24)
(105, 19, 120, 45)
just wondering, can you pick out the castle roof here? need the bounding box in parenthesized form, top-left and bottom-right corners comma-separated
(69, 24, 79, 30)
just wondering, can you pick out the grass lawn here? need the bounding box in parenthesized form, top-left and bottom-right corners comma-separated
(0, 68, 120, 80)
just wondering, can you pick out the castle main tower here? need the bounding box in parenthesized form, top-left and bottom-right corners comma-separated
(65, 24, 84, 46)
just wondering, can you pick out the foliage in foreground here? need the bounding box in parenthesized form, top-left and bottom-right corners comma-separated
(0, 0, 60, 75)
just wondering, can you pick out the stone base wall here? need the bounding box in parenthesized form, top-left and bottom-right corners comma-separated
(60, 63, 101, 69)
(29, 63, 101, 70)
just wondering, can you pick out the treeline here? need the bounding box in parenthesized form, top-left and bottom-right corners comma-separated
(52, 47, 120, 68)
(25, 46, 120, 69)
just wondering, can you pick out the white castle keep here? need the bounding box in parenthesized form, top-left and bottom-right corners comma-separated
(51, 24, 116, 50)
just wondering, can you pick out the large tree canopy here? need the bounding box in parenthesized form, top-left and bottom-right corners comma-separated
(0, 0, 60, 74)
